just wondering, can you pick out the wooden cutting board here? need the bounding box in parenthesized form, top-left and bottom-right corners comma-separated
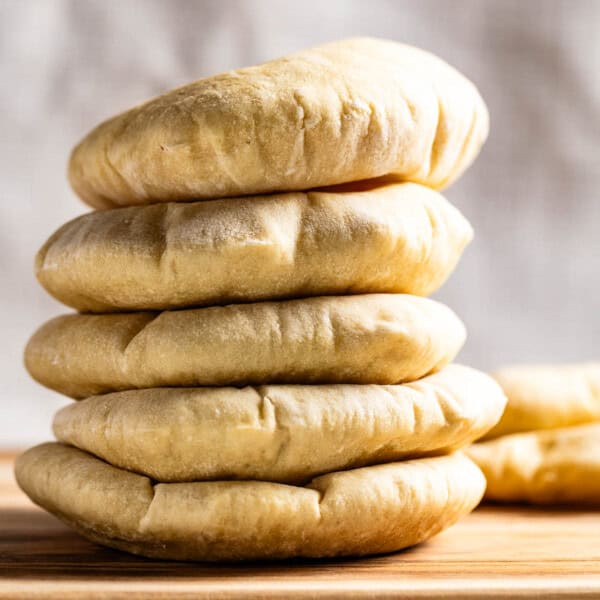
(1, 452, 600, 598)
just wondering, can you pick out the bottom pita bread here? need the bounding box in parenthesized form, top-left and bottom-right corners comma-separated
(468, 423, 600, 506)
(16, 443, 484, 561)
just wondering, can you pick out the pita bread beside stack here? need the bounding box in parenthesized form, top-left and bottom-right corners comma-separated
(469, 363, 600, 506)
(36, 182, 472, 312)
(468, 423, 600, 506)
(25, 294, 466, 398)
(16, 444, 485, 561)
(53, 365, 506, 483)
(68, 38, 488, 209)
(484, 363, 600, 439)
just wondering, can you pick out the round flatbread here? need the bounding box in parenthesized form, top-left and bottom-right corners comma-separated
(468, 423, 600, 506)
(483, 363, 600, 440)
(36, 182, 472, 313)
(53, 365, 506, 484)
(25, 294, 465, 398)
(15, 443, 484, 560)
(68, 38, 488, 209)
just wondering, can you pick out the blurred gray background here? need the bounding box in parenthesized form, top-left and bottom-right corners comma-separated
(1, 0, 598, 447)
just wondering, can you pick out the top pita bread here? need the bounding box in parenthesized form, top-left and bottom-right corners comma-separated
(484, 363, 600, 439)
(68, 38, 488, 208)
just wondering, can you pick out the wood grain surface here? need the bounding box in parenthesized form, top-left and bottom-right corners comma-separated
(1, 452, 600, 598)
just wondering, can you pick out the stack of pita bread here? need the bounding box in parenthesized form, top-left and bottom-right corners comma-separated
(17, 38, 507, 560)
(469, 363, 600, 506)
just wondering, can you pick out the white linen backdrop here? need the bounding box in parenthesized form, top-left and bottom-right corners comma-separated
(0, 0, 598, 446)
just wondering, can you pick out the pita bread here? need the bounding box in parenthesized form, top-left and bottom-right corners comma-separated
(53, 365, 505, 483)
(468, 423, 600, 506)
(36, 182, 472, 313)
(68, 38, 488, 209)
(484, 363, 600, 439)
(25, 294, 465, 398)
(16, 443, 484, 560)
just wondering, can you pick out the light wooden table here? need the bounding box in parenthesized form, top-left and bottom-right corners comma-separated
(1, 452, 600, 598)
